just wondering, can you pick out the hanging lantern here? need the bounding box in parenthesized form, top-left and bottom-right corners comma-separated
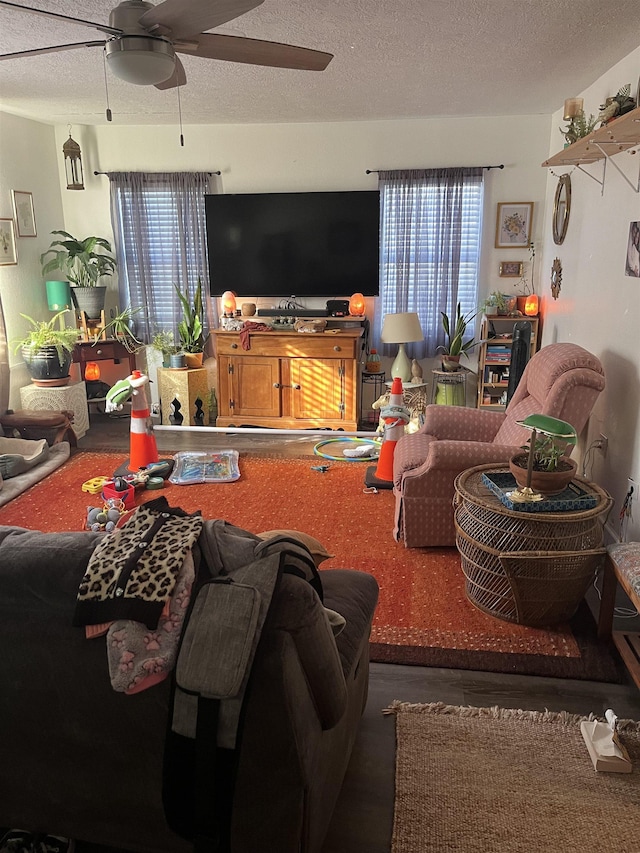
(221, 290, 237, 316)
(84, 362, 101, 381)
(524, 294, 539, 316)
(63, 127, 84, 190)
(349, 292, 366, 316)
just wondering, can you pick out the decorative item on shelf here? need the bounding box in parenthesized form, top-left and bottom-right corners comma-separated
(241, 302, 256, 317)
(598, 84, 636, 127)
(40, 230, 116, 320)
(14, 310, 79, 386)
(438, 302, 480, 372)
(221, 290, 237, 317)
(507, 414, 578, 502)
(175, 277, 208, 366)
(349, 292, 366, 316)
(365, 348, 381, 373)
(524, 294, 539, 316)
(84, 361, 101, 381)
(480, 291, 517, 316)
(410, 358, 423, 384)
(381, 312, 424, 383)
(560, 103, 598, 146)
(551, 258, 562, 299)
(62, 126, 84, 190)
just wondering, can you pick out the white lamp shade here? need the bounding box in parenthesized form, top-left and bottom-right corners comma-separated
(381, 312, 424, 344)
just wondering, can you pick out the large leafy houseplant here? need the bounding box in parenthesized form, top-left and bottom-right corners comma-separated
(40, 231, 117, 287)
(15, 311, 79, 384)
(174, 277, 208, 354)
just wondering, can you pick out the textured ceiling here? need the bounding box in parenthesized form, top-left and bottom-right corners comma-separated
(0, 0, 639, 126)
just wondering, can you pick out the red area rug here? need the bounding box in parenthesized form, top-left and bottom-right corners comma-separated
(0, 451, 622, 682)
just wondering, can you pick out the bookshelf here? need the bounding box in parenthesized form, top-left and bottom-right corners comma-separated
(477, 315, 539, 410)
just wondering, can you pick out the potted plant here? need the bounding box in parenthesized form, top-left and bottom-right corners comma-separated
(509, 414, 578, 498)
(480, 291, 518, 316)
(438, 303, 480, 371)
(149, 328, 178, 367)
(40, 230, 117, 320)
(174, 277, 209, 368)
(96, 306, 144, 353)
(15, 311, 79, 386)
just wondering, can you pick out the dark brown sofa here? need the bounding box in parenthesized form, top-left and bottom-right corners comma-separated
(0, 525, 379, 853)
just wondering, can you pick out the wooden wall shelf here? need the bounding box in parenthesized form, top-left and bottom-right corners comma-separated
(542, 107, 640, 167)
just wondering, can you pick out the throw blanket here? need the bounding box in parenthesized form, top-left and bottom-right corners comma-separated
(239, 321, 272, 350)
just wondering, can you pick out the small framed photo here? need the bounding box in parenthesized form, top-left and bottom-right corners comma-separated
(0, 219, 17, 265)
(11, 190, 37, 237)
(495, 202, 534, 248)
(499, 261, 523, 277)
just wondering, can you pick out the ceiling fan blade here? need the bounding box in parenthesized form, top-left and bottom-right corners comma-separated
(0, 0, 121, 36)
(140, 0, 264, 39)
(176, 33, 333, 71)
(154, 55, 187, 90)
(0, 40, 105, 61)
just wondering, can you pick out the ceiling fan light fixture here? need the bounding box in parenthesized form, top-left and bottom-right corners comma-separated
(106, 36, 176, 85)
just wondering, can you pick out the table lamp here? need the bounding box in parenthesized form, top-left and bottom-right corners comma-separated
(381, 312, 424, 383)
(45, 280, 72, 311)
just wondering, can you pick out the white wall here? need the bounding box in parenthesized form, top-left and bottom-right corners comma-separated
(538, 45, 640, 540)
(0, 112, 67, 403)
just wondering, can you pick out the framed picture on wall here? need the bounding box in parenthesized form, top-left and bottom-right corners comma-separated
(625, 221, 640, 278)
(495, 202, 534, 248)
(0, 219, 17, 265)
(11, 190, 37, 237)
(499, 261, 523, 277)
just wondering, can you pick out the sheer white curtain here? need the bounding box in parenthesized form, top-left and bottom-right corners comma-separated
(108, 172, 213, 342)
(374, 167, 484, 359)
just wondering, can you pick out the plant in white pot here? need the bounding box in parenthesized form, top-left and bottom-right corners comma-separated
(15, 311, 79, 386)
(508, 414, 578, 501)
(40, 231, 117, 320)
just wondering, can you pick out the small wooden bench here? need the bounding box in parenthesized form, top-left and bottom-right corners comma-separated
(0, 409, 77, 447)
(597, 542, 640, 688)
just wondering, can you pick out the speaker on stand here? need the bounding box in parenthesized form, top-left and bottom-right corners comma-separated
(506, 321, 532, 405)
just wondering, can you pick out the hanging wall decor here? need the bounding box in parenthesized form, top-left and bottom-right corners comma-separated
(495, 202, 534, 248)
(11, 190, 37, 237)
(551, 258, 563, 299)
(0, 219, 17, 265)
(62, 127, 85, 190)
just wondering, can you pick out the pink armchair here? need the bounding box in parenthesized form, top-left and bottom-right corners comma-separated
(393, 342, 606, 547)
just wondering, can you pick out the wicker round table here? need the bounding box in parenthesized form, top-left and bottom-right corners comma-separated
(454, 464, 612, 627)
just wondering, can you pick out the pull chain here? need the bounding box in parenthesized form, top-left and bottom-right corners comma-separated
(177, 83, 184, 146)
(102, 48, 112, 122)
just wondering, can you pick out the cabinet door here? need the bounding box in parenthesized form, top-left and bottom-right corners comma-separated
(220, 356, 282, 418)
(290, 358, 346, 420)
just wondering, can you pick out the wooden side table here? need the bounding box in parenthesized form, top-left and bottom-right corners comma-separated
(454, 464, 612, 626)
(19, 381, 90, 439)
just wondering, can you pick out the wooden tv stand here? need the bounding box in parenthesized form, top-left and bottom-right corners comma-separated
(213, 327, 364, 430)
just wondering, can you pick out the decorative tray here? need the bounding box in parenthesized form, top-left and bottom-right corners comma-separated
(169, 450, 240, 485)
(481, 471, 598, 513)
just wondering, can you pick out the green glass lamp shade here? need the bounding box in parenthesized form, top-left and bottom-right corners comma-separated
(46, 280, 72, 311)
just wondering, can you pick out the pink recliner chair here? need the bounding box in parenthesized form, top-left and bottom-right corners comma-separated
(393, 342, 606, 548)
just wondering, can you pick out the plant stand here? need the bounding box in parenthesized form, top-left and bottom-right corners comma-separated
(76, 310, 106, 343)
(157, 367, 210, 427)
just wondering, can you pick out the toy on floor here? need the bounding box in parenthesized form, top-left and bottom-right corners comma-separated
(313, 437, 380, 461)
(85, 497, 127, 533)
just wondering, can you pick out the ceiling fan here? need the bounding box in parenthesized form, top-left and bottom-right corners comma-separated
(0, 0, 333, 88)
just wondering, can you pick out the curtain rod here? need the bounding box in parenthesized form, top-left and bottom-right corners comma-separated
(365, 164, 504, 174)
(93, 170, 221, 176)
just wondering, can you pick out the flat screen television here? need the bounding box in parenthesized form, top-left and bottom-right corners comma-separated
(205, 190, 380, 298)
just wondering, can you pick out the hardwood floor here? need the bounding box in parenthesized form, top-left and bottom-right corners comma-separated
(77, 413, 640, 853)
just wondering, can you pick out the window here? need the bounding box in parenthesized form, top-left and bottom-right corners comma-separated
(374, 168, 484, 359)
(109, 172, 211, 342)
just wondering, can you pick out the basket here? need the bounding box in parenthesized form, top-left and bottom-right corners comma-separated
(454, 464, 612, 626)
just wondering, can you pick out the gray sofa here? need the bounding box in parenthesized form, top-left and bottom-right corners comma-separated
(0, 524, 379, 853)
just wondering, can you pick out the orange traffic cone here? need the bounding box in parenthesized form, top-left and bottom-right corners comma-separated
(365, 376, 407, 489)
(128, 371, 159, 471)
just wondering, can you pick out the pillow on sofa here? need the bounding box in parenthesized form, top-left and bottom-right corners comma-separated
(257, 529, 335, 567)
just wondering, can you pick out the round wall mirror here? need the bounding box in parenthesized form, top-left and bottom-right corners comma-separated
(552, 174, 571, 245)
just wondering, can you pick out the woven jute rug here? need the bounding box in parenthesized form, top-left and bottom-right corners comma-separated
(386, 702, 640, 853)
(0, 451, 623, 680)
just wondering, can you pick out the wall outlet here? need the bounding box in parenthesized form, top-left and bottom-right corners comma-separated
(597, 433, 608, 455)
